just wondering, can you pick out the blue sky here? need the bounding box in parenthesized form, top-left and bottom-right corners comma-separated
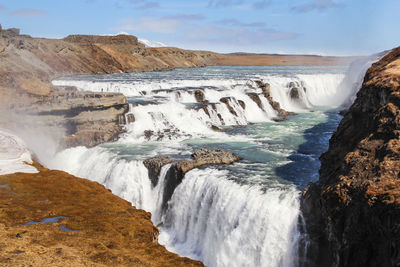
(0, 0, 399, 55)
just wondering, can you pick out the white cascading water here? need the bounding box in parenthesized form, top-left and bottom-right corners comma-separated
(54, 73, 345, 142)
(50, 146, 155, 211)
(159, 168, 301, 267)
(47, 62, 377, 267)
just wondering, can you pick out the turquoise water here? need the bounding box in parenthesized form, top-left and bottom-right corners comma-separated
(51, 65, 349, 267)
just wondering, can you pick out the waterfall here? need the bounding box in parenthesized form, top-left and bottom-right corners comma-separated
(48, 146, 154, 211)
(47, 65, 366, 267)
(54, 72, 345, 142)
(48, 146, 303, 267)
(158, 168, 301, 267)
(151, 164, 172, 224)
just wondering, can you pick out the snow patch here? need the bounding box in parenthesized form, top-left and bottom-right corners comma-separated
(0, 130, 38, 175)
(138, 38, 167, 48)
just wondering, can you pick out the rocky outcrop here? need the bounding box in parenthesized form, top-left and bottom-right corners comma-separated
(0, 87, 129, 148)
(144, 149, 241, 210)
(220, 97, 239, 116)
(288, 81, 306, 100)
(0, 162, 203, 266)
(0, 28, 222, 147)
(247, 80, 295, 121)
(301, 47, 400, 267)
(143, 156, 173, 186)
(194, 90, 206, 102)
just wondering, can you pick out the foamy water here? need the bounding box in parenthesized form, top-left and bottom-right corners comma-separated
(48, 62, 375, 267)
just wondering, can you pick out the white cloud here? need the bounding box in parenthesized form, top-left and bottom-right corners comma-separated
(186, 25, 298, 44)
(10, 8, 48, 17)
(292, 0, 343, 13)
(115, 17, 181, 34)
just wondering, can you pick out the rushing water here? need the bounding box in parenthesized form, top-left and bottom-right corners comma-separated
(49, 64, 371, 267)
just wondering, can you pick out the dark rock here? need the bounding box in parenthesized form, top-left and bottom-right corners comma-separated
(217, 113, 225, 125)
(143, 156, 173, 186)
(126, 113, 135, 124)
(290, 87, 300, 99)
(220, 97, 238, 116)
(300, 47, 400, 267)
(144, 149, 241, 211)
(202, 106, 210, 117)
(238, 100, 246, 109)
(194, 90, 206, 102)
(256, 80, 296, 119)
(272, 116, 286, 122)
(144, 130, 154, 140)
(246, 93, 263, 110)
(338, 109, 348, 116)
(288, 81, 307, 100)
(211, 125, 224, 132)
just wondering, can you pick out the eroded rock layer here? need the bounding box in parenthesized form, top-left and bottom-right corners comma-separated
(0, 29, 222, 147)
(301, 47, 400, 267)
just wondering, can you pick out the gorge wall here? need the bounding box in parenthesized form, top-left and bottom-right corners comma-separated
(301, 47, 400, 266)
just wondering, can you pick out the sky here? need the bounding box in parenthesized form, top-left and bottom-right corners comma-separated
(0, 0, 399, 56)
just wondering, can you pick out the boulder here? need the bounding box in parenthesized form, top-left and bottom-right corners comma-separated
(194, 90, 206, 102)
(144, 149, 241, 210)
(143, 156, 173, 186)
(289, 87, 300, 99)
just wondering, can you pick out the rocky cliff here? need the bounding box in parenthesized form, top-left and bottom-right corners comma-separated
(0, 29, 223, 148)
(301, 47, 400, 266)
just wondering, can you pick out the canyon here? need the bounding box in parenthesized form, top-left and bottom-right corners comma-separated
(1, 24, 399, 267)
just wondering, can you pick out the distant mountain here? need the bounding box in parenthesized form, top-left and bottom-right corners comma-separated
(138, 38, 167, 48)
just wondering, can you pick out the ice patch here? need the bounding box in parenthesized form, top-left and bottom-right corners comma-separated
(0, 130, 38, 175)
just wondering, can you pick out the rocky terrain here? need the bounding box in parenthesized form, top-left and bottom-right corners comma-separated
(301, 47, 400, 266)
(0, 27, 223, 148)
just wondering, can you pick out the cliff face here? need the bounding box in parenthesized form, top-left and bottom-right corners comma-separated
(0, 33, 221, 100)
(301, 47, 400, 266)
